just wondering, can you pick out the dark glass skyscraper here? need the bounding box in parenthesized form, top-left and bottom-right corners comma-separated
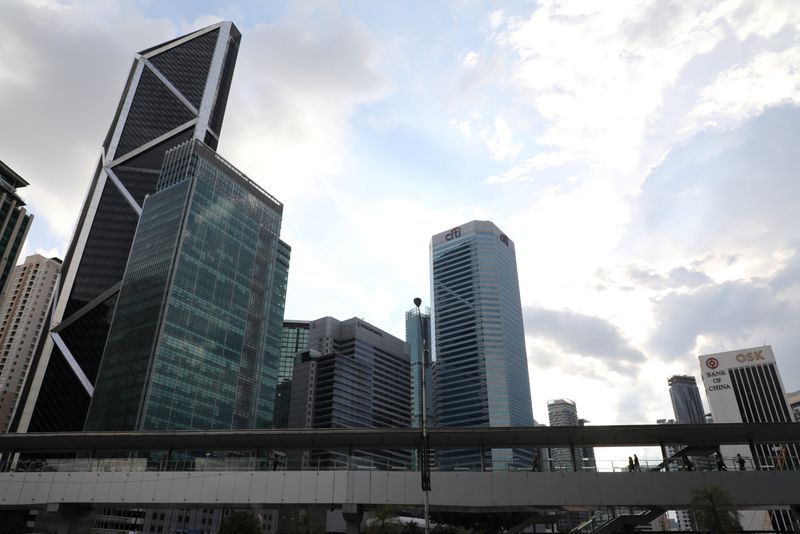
(431, 220, 534, 468)
(668, 375, 706, 424)
(405, 306, 432, 428)
(288, 317, 411, 467)
(15, 22, 241, 433)
(273, 321, 310, 428)
(85, 139, 288, 431)
(0, 160, 33, 296)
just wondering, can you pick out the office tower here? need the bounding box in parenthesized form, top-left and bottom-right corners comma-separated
(288, 317, 411, 467)
(656, 418, 694, 531)
(578, 418, 596, 471)
(0, 160, 33, 296)
(547, 399, 582, 471)
(85, 139, 289, 431)
(15, 22, 241, 433)
(405, 305, 432, 427)
(668, 375, 706, 424)
(788, 390, 800, 422)
(699, 345, 798, 532)
(548, 400, 589, 531)
(431, 220, 534, 468)
(273, 321, 310, 428)
(0, 255, 60, 430)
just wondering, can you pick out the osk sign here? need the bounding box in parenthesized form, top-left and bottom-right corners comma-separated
(735, 350, 764, 363)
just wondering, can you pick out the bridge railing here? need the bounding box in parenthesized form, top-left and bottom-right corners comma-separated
(2, 455, 768, 474)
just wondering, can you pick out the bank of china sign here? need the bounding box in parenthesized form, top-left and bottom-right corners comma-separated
(704, 350, 766, 392)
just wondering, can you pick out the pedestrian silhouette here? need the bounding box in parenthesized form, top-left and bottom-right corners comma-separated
(736, 454, 746, 471)
(716, 453, 727, 471)
(685, 457, 694, 471)
(633, 454, 641, 471)
(628, 456, 634, 472)
(532, 453, 540, 472)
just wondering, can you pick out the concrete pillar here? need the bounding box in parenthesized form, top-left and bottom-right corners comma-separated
(39, 503, 92, 534)
(342, 503, 362, 534)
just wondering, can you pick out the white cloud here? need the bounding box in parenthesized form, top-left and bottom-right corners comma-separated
(688, 48, 800, 128)
(487, 150, 578, 183)
(449, 118, 472, 139)
(219, 14, 388, 205)
(460, 51, 479, 69)
(496, 0, 800, 179)
(489, 10, 505, 31)
(480, 116, 519, 160)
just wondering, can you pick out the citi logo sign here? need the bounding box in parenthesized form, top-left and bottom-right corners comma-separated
(445, 227, 462, 241)
(736, 350, 764, 363)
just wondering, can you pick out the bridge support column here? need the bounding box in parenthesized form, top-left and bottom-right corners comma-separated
(38, 503, 93, 534)
(570, 444, 577, 472)
(342, 503, 362, 534)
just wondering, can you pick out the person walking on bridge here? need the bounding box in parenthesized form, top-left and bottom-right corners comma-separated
(736, 454, 746, 471)
(715, 452, 727, 471)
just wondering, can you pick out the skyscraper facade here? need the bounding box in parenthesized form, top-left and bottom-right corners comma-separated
(788, 390, 800, 423)
(431, 220, 534, 467)
(699, 345, 798, 532)
(405, 305, 432, 428)
(15, 22, 241, 433)
(273, 321, 310, 428)
(577, 418, 596, 471)
(547, 399, 582, 471)
(288, 317, 411, 467)
(668, 375, 706, 424)
(656, 418, 694, 531)
(85, 139, 289, 431)
(0, 160, 33, 296)
(0, 255, 60, 430)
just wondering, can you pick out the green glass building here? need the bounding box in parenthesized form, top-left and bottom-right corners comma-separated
(85, 139, 289, 431)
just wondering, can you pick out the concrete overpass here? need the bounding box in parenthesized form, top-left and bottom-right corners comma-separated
(0, 468, 798, 511)
(0, 423, 797, 511)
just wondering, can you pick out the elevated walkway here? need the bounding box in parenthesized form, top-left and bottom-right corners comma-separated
(0, 469, 797, 511)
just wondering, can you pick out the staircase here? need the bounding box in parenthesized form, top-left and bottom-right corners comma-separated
(571, 507, 665, 534)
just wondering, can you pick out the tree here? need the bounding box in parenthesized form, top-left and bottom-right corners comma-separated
(290, 510, 324, 534)
(366, 506, 401, 534)
(218, 511, 262, 534)
(689, 485, 742, 533)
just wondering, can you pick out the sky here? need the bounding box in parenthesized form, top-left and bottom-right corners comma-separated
(1, 0, 799, 431)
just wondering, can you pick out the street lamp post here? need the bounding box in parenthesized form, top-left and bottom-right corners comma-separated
(413, 298, 431, 534)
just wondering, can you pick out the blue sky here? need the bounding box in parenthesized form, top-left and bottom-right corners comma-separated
(1, 0, 799, 428)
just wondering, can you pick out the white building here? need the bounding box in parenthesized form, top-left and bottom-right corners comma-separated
(0, 254, 60, 430)
(699, 345, 797, 532)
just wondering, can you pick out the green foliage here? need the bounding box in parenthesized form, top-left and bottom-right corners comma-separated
(689, 485, 742, 533)
(290, 510, 324, 534)
(218, 511, 262, 534)
(0, 511, 28, 534)
(366, 506, 401, 534)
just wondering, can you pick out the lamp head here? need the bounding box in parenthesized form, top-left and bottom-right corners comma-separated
(413, 297, 422, 308)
